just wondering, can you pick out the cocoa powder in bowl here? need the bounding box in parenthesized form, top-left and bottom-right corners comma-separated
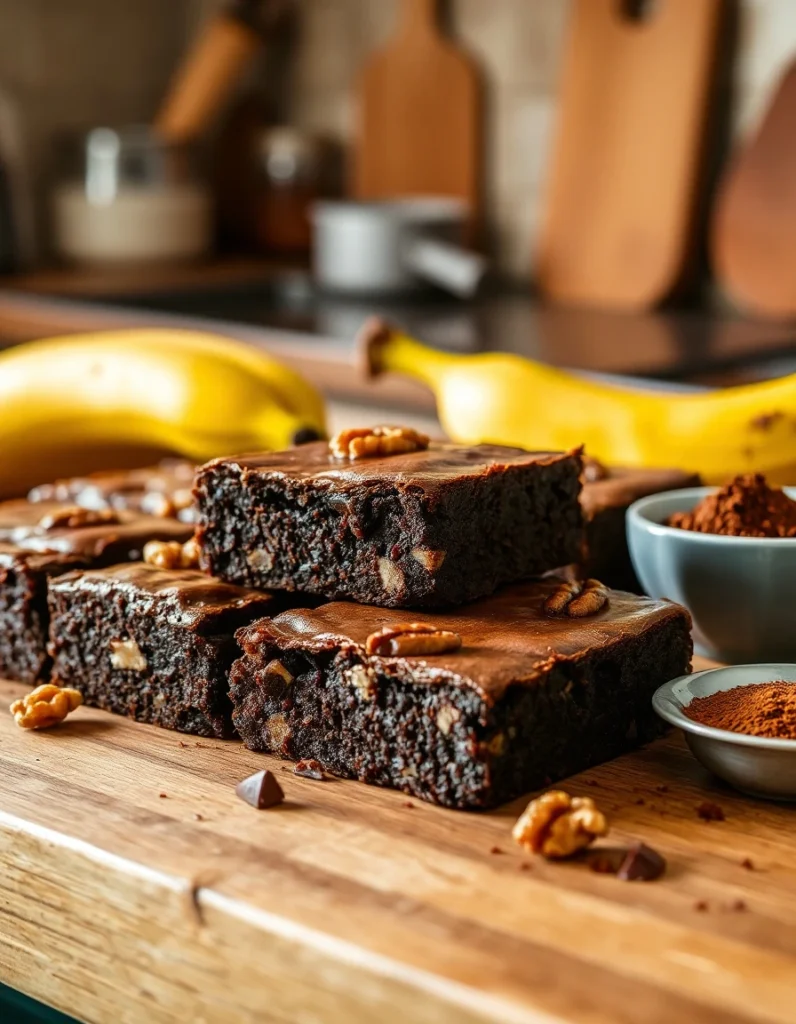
(668, 474, 796, 537)
(685, 682, 796, 739)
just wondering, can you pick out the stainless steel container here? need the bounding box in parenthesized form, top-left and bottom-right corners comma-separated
(311, 197, 486, 298)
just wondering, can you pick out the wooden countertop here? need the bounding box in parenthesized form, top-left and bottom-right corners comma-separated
(1, 660, 794, 1024)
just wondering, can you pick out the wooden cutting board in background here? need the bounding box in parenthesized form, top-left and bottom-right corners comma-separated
(537, 0, 723, 311)
(353, 0, 482, 233)
(711, 60, 796, 319)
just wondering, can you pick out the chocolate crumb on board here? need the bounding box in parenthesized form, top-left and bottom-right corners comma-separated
(697, 801, 726, 822)
(235, 769, 285, 809)
(519, 862, 533, 871)
(694, 900, 710, 912)
(731, 899, 748, 912)
(193, 813, 204, 822)
(159, 792, 168, 799)
(490, 846, 504, 855)
(617, 842, 666, 882)
(403, 801, 415, 809)
(293, 758, 325, 781)
(741, 857, 755, 871)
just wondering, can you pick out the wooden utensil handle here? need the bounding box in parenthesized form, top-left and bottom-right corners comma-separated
(399, 0, 438, 36)
(154, 13, 261, 144)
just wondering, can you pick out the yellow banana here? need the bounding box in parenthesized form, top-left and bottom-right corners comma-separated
(360, 319, 796, 484)
(0, 328, 326, 497)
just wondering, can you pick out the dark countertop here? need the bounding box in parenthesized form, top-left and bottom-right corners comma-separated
(2, 265, 796, 409)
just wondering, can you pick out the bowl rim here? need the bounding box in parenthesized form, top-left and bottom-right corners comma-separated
(628, 486, 796, 546)
(653, 665, 796, 749)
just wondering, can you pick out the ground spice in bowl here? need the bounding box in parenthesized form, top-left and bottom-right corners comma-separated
(668, 474, 796, 537)
(685, 682, 796, 739)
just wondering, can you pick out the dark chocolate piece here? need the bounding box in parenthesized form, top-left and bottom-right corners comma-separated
(28, 459, 197, 523)
(0, 502, 192, 684)
(696, 801, 725, 822)
(195, 441, 584, 609)
(236, 769, 285, 808)
(47, 563, 276, 737)
(229, 578, 692, 809)
(581, 463, 701, 591)
(617, 843, 666, 882)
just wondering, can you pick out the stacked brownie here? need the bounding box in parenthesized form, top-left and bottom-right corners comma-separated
(21, 433, 692, 808)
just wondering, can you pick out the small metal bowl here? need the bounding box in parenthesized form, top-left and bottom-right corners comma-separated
(653, 664, 796, 801)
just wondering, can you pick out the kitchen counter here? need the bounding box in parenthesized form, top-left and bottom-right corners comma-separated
(1, 662, 795, 1024)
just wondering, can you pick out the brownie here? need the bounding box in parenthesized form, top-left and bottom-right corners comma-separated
(28, 459, 197, 523)
(48, 564, 277, 738)
(195, 441, 584, 609)
(0, 501, 192, 683)
(229, 579, 692, 809)
(581, 459, 701, 591)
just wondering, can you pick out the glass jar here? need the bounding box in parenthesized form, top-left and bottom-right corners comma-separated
(52, 125, 212, 265)
(254, 127, 328, 255)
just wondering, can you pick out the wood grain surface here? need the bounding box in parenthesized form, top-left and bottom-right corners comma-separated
(537, 0, 722, 310)
(1, 661, 795, 1024)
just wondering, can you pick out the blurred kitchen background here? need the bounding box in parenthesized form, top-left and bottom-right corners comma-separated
(2, 0, 796, 429)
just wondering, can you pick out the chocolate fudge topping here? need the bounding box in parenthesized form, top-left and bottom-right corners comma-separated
(236, 578, 689, 704)
(51, 563, 275, 634)
(204, 441, 580, 489)
(0, 501, 191, 560)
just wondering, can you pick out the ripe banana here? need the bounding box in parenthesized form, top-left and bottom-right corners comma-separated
(360, 319, 796, 484)
(0, 328, 326, 497)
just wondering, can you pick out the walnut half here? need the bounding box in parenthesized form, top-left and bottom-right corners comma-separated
(330, 425, 430, 461)
(10, 683, 83, 730)
(512, 790, 608, 859)
(365, 622, 462, 657)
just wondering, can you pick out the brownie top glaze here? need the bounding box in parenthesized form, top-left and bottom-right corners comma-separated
(200, 442, 582, 491)
(0, 501, 192, 560)
(581, 459, 700, 517)
(28, 459, 197, 522)
(50, 563, 276, 634)
(237, 579, 691, 703)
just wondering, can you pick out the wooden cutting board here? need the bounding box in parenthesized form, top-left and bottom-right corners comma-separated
(2, 666, 796, 1024)
(711, 60, 796, 319)
(537, 0, 723, 310)
(352, 0, 482, 230)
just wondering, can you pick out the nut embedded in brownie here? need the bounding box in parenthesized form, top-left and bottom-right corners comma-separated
(229, 578, 693, 809)
(0, 500, 192, 684)
(47, 563, 279, 738)
(194, 438, 584, 609)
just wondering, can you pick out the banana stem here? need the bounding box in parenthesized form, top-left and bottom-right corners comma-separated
(369, 326, 457, 390)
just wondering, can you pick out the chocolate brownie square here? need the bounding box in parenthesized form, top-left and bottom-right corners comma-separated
(581, 460, 701, 591)
(0, 501, 192, 683)
(48, 564, 277, 738)
(229, 579, 692, 809)
(195, 441, 584, 609)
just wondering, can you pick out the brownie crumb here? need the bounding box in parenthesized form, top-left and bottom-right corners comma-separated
(697, 801, 725, 822)
(519, 862, 533, 871)
(403, 801, 415, 809)
(655, 784, 669, 793)
(730, 899, 748, 912)
(178, 741, 188, 748)
(694, 900, 709, 912)
(193, 813, 204, 821)
(490, 846, 504, 855)
(158, 792, 168, 799)
(634, 797, 645, 806)
(584, 779, 601, 787)
(293, 758, 325, 781)
(741, 857, 755, 871)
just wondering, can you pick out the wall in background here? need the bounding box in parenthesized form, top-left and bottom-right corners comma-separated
(2, 0, 796, 274)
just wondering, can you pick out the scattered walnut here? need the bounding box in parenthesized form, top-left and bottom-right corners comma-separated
(330, 425, 430, 461)
(512, 790, 608, 859)
(264, 659, 293, 685)
(38, 506, 120, 530)
(10, 683, 83, 729)
(543, 579, 609, 618)
(365, 622, 462, 657)
(410, 547, 446, 573)
(436, 704, 461, 735)
(377, 557, 405, 597)
(140, 491, 176, 518)
(143, 538, 200, 570)
(110, 638, 148, 671)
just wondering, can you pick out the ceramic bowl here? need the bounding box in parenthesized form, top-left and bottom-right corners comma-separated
(627, 486, 796, 662)
(653, 664, 796, 800)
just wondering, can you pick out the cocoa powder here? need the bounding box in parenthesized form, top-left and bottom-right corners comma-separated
(668, 474, 796, 537)
(685, 682, 796, 739)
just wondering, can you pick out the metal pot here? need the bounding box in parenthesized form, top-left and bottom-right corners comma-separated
(311, 197, 486, 298)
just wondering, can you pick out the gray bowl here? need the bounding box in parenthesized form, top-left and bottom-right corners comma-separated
(653, 665, 796, 800)
(627, 486, 796, 662)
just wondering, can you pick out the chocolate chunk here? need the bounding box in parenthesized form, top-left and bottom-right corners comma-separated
(694, 900, 709, 912)
(616, 842, 666, 882)
(293, 758, 325, 781)
(741, 857, 755, 871)
(235, 769, 285, 809)
(697, 801, 725, 822)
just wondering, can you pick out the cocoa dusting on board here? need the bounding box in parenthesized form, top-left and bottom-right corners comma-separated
(686, 681, 796, 739)
(668, 474, 796, 537)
